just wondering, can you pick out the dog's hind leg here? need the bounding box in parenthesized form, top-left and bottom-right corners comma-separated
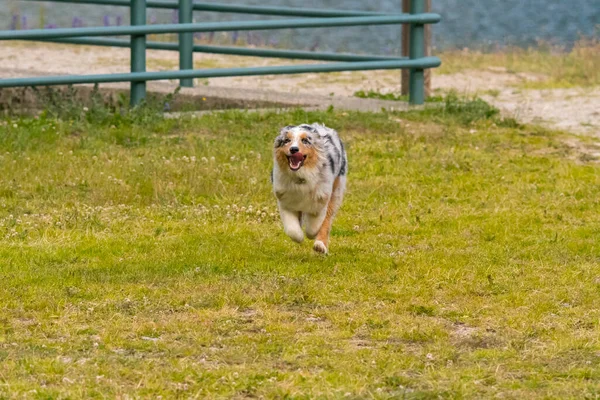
(279, 205, 304, 243)
(313, 176, 345, 254)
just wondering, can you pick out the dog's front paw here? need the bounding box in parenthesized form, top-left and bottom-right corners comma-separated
(285, 227, 305, 243)
(313, 240, 328, 254)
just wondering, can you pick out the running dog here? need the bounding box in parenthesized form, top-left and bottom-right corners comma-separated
(272, 123, 347, 254)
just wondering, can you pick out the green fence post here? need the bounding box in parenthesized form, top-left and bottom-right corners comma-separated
(408, 0, 425, 105)
(130, 0, 147, 106)
(179, 0, 194, 87)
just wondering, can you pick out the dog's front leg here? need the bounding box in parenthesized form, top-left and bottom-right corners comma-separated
(278, 205, 304, 243)
(304, 209, 327, 240)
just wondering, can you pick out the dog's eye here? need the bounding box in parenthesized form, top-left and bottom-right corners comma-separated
(283, 138, 291, 144)
(302, 138, 310, 145)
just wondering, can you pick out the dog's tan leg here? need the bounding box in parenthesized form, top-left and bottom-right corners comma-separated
(313, 176, 345, 254)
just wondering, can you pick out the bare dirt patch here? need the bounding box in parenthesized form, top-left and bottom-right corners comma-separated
(433, 70, 600, 135)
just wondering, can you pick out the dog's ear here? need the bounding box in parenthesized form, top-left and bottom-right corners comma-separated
(274, 125, 294, 148)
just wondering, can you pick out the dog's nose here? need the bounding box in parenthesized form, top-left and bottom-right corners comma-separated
(290, 146, 299, 154)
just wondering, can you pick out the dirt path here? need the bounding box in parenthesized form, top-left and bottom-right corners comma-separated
(1, 42, 599, 135)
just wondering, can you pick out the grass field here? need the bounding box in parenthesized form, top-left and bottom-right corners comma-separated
(1, 98, 600, 399)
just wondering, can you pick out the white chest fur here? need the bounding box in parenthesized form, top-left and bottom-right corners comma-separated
(272, 166, 332, 215)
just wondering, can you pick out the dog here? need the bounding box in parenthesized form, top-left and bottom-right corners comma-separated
(271, 123, 347, 254)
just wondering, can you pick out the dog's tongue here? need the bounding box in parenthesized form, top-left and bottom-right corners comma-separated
(289, 152, 304, 169)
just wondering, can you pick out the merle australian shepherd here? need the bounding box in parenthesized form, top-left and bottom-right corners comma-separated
(272, 123, 347, 254)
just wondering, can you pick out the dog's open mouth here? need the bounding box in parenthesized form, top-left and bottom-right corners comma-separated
(287, 153, 306, 171)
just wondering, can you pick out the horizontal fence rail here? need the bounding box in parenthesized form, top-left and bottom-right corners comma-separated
(0, 58, 442, 88)
(0, 15, 441, 40)
(43, 37, 406, 62)
(1, 0, 441, 105)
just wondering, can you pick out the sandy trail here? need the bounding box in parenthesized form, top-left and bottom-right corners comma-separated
(1, 42, 598, 135)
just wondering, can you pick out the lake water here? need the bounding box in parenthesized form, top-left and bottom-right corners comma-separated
(4, 0, 599, 53)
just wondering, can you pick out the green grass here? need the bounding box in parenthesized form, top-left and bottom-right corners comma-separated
(2, 98, 600, 398)
(438, 38, 600, 89)
(353, 90, 444, 103)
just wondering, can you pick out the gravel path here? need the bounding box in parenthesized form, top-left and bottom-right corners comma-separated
(2, 42, 598, 135)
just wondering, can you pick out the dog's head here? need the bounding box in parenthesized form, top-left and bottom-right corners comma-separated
(273, 124, 322, 173)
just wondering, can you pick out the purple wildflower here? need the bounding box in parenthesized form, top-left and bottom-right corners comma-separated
(10, 14, 18, 30)
(103, 15, 110, 26)
(72, 17, 82, 28)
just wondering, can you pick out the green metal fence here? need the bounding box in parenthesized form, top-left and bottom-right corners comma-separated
(0, 0, 441, 106)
